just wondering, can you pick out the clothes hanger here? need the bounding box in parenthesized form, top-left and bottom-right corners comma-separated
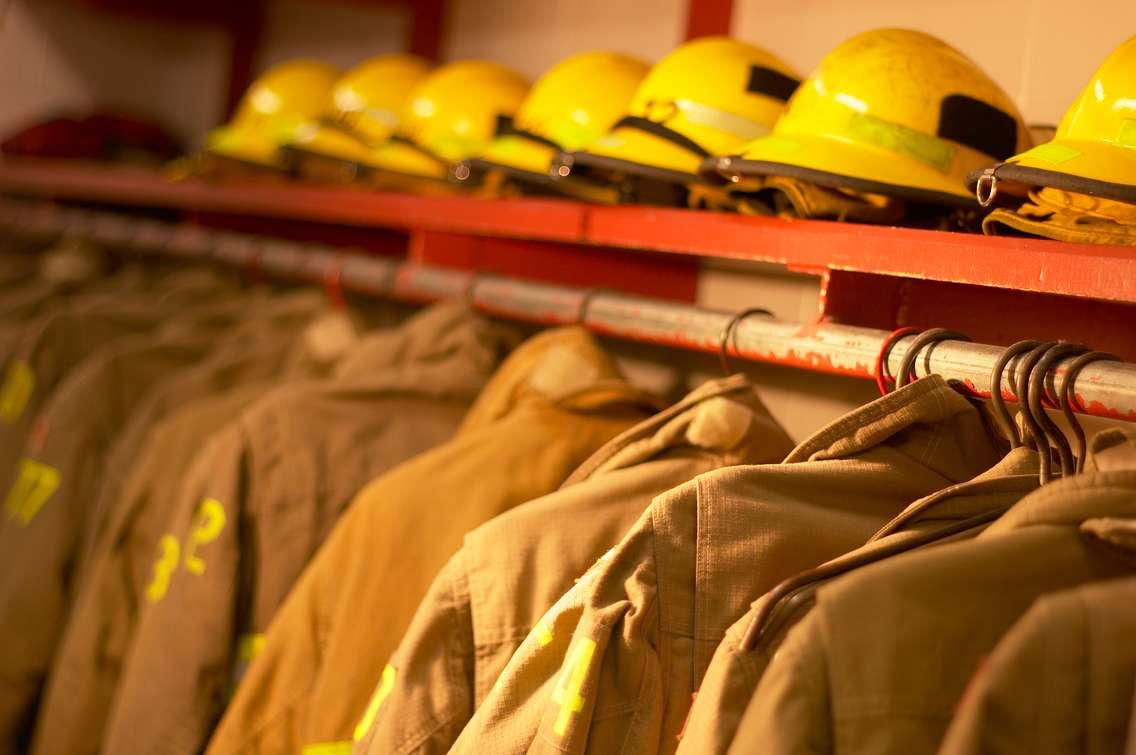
(894, 328, 971, 388)
(1014, 341, 1061, 478)
(989, 340, 1041, 448)
(873, 326, 921, 395)
(1027, 342, 1088, 482)
(574, 286, 610, 327)
(1057, 350, 1120, 474)
(740, 508, 1002, 651)
(717, 307, 774, 376)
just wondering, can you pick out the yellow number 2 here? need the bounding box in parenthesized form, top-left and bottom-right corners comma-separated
(550, 637, 597, 737)
(184, 497, 226, 575)
(145, 535, 181, 603)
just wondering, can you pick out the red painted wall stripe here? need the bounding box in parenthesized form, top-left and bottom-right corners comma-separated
(684, 0, 733, 40)
(409, 0, 446, 60)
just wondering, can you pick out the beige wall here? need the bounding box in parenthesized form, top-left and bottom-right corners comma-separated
(0, 0, 230, 149)
(443, 0, 686, 78)
(2, 0, 1129, 437)
(6, 0, 1129, 151)
(0, 0, 407, 150)
(256, 0, 407, 73)
(733, 0, 1136, 125)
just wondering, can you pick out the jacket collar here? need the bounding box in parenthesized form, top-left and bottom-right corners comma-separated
(333, 299, 516, 381)
(457, 325, 661, 433)
(870, 446, 1040, 540)
(562, 374, 793, 486)
(982, 428, 1136, 537)
(785, 376, 1004, 482)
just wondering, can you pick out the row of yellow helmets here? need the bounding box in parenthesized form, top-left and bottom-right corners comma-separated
(203, 29, 1136, 243)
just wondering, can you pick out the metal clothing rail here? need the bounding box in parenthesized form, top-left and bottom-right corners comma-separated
(2, 198, 1135, 422)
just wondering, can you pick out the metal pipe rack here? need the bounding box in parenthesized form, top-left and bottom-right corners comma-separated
(3, 198, 1134, 422)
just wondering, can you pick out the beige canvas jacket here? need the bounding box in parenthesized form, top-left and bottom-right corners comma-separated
(676, 446, 1040, 754)
(0, 292, 326, 749)
(28, 302, 380, 755)
(0, 270, 237, 490)
(730, 428, 1136, 755)
(352, 375, 795, 755)
(203, 327, 661, 755)
(939, 573, 1136, 755)
(99, 304, 528, 755)
(448, 376, 1007, 755)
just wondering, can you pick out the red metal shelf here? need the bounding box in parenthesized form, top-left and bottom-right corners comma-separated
(2, 158, 1134, 305)
(585, 204, 1136, 304)
(0, 160, 587, 242)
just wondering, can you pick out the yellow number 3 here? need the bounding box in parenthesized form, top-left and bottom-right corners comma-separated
(184, 498, 226, 575)
(551, 637, 596, 737)
(145, 535, 180, 603)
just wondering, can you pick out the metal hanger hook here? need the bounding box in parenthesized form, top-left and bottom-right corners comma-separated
(990, 340, 1041, 448)
(1029, 342, 1088, 483)
(1058, 350, 1121, 474)
(574, 287, 611, 327)
(718, 307, 774, 376)
(895, 328, 972, 388)
(874, 326, 921, 395)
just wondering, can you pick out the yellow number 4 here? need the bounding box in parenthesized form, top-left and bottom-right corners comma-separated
(551, 637, 596, 737)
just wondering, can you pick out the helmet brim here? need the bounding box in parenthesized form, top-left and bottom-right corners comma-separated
(205, 125, 286, 170)
(968, 141, 1136, 205)
(476, 135, 557, 178)
(718, 133, 980, 208)
(366, 140, 448, 180)
(574, 125, 705, 182)
(286, 124, 377, 165)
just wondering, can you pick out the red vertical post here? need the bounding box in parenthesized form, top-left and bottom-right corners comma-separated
(408, 0, 447, 61)
(224, 2, 267, 119)
(684, 0, 734, 40)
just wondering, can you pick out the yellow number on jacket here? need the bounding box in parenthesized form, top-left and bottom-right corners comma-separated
(0, 360, 34, 423)
(3, 458, 60, 526)
(145, 535, 181, 603)
(551, 637, 596, 737)
(184, 497, 226, 575)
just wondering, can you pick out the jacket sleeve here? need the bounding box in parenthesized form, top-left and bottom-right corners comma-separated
(356, 550, 476, 755)
(101, 425, 249, 755)
(728, 614, 833, 755)
(937, 589, 1086, 755)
